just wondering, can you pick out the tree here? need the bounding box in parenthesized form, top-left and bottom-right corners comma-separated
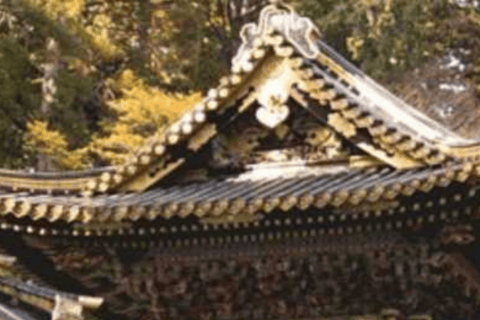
(0, 37, 40, 167)
(20, 0, 265, 169)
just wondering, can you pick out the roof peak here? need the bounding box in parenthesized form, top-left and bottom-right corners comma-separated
(232, 1, 320, 70)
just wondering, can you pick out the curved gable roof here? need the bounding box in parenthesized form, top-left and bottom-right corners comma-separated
(0, 1, 479, 197)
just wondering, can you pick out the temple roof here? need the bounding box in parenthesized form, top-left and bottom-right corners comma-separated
(1, 3, 480, 320)
(0, 162, 475, 233)
(0, 2, 478, 197)
(0, 1, 476, 234)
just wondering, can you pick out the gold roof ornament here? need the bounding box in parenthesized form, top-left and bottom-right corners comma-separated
(232, 1, 320, 129)
(254, 58, 295, 128)
(232, 1, 320, 69)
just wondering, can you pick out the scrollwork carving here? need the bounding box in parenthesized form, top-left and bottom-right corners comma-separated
(232, 2, 321, 70)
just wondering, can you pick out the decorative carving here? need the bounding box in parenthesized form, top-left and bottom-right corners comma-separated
(52, 296, 83, 320)
(232, 2, 320, 70)
(220, 126, 269, 155)
(439, 225, 475, 245)
(50, 238, 480, 320)
(253, 58, 297, 129)
(328, 113, 357, 138)
(255, 103, 290, 128)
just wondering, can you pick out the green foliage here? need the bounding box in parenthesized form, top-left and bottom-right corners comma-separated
(154, 0, 233, 91)
(296, 0, 460, 80)
(11, 0, 267, 169)
(146, 0, 251, 91)
(25, 120, 88, 169)
(26, 68, 201, 169)
(0, 37, 41, 167)
(85, 69, 200, 165)
(48, 69, 98, 148)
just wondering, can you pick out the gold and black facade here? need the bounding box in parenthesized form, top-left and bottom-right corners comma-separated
(0, 2, 479, 319)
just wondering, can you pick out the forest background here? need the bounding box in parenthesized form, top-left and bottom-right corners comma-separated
(0, 0, 478, 170)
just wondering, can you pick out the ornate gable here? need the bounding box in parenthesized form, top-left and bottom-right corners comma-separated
(0, 2, 477, 230)
(108, 0, 480, 190)
(0, 2, 479, 320)
(0, 2, 479, 197)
